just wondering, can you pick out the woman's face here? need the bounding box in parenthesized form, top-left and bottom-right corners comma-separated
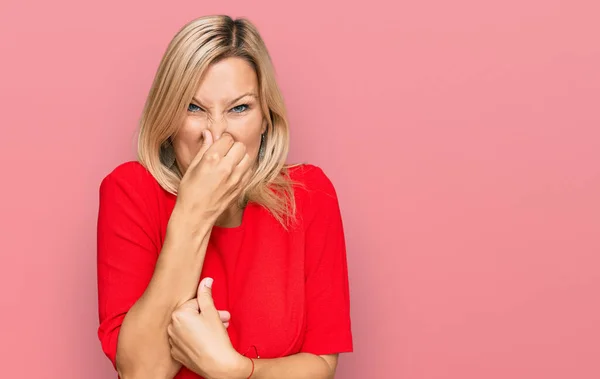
(173, 57, 266, 174)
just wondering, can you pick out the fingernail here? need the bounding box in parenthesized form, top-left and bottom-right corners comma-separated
(204, 277, 213, 289)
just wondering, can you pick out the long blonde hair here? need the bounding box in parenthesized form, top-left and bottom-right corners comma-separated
(137, 15, 299, 228)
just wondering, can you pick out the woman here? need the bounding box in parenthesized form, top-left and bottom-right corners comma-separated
(97, 15, 353, 379)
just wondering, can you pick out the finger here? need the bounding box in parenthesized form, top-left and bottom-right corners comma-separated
(168, 337, 174, 346)
(224, 322, 230, 328)
(178, 298, 200, 312)
(196, 277, 219, 320)
(229, 154, 252, 187)
(242, 164, 254, 186)
(218, 310, 231, 323)
(170, 344, 181, 362)
(188, 129, 214, 169)
(205, 132, 235, 160)
(220, 171, 252, 212)
(224, 155, 253, 199)
(220, 141, 247, 170)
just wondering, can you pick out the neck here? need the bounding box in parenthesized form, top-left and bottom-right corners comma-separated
(215, 204, 244, 228)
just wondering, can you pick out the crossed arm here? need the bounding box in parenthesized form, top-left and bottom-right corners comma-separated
(100, 201, 338, 379)
(245, 353, 338, 379)
(114, 236, 338, 379)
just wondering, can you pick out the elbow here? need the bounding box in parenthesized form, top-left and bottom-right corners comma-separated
(116, 365, 129, 379)
(111, 320, 176, 379)
(116, 365, 134, 379)
(115, 346, 175, 379)
(113, 342, 149, 379)
(323, 369, 336, 379)
(116, 364, 164, 379)
(316, 355, 337, 379)
(115, 350, 135, 379)
(116, 371, 148, 379)
(114, 351, 155, 379)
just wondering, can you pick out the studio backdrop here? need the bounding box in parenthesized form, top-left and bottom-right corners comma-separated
(1, 1, 599, 378)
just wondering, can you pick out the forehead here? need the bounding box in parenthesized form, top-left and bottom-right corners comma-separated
(194, 57, 258, 102)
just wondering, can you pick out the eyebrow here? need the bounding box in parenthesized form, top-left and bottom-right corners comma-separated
(192, 92, 258, 108)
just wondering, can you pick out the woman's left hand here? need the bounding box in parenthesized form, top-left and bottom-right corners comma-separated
(168, 278, 248, 379)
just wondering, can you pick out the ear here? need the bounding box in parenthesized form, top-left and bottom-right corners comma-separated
(261, 118, 268, 134)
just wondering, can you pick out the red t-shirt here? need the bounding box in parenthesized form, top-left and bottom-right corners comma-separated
(97, 161, 353, 378)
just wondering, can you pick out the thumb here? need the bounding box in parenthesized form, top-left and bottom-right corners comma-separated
(179, 298, 200, 312)
(189, 129, 214, 168)
(197, 277, 218, 318)
(201, 129, 214, 149)
(199, 129, 214, 157)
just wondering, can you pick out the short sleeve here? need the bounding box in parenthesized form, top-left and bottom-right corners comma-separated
(96, 163, 160, 368)
(300, 166, 353, 355)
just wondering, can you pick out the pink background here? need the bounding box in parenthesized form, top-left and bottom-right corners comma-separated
(1, 0, 599, 378)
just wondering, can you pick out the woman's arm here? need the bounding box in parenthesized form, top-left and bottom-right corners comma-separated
(97, 166, 215, 379)
(236, 353, 338, 379)
(115, 210, 213, 379)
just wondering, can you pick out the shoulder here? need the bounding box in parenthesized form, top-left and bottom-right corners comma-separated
(98, 161, 166, 208)
(101, 161, 155, 187)
(287, 163, 338, 196)
(285, 163, 341, 215)
(99, 161, 161, 194)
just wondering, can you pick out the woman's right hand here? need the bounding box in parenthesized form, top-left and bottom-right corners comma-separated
(171, 130, 253, 232)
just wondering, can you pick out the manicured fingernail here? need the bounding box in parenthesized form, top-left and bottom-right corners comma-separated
(204, 277, 213, 288)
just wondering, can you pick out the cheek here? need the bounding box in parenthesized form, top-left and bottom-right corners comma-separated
(228, 112, 264, 157)
(173, 118, 205, 171)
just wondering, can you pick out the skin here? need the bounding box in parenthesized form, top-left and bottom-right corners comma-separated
(114, 57, 338, 379)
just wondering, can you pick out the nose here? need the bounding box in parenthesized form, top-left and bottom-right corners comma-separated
(207, 115, 228, 140)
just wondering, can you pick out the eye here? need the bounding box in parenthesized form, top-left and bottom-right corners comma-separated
(231, 104, 249, 113)
(188, 103, 203, 112)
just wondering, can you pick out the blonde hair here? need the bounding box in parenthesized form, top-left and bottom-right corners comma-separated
(137, 15, 300, 228)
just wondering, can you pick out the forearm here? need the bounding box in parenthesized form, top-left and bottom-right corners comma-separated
(116, 210, 213, 378)
(147, 220, 213, 310)
(234, 353, 335, 379)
